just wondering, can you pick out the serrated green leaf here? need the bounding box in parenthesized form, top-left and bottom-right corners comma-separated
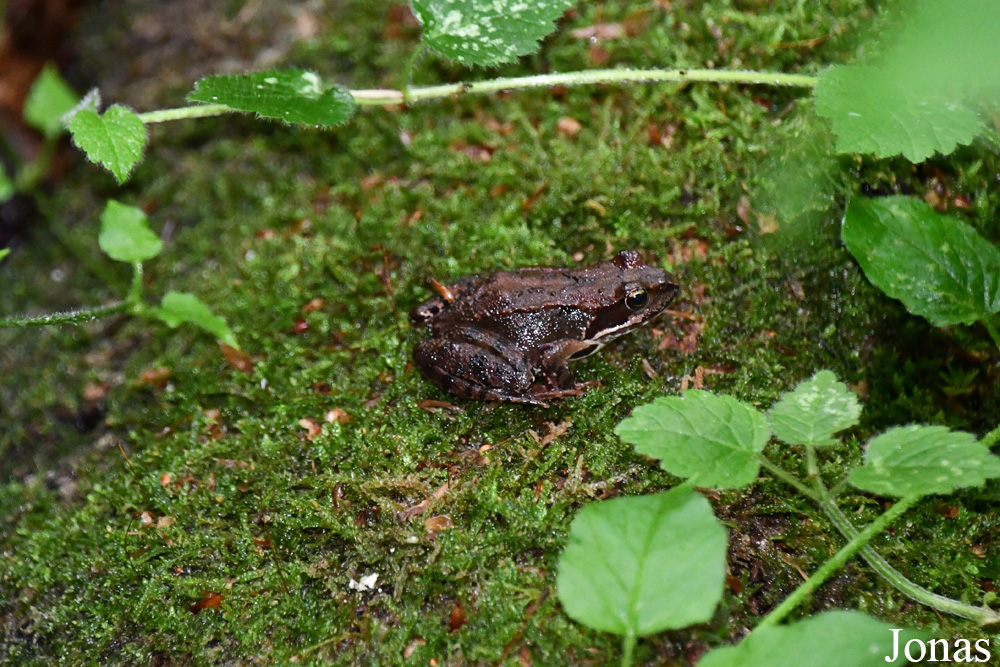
(769, 370, 861, 447)
(68, 105, 147, 183)
(98, 200, 162, 263)
(842, 196, 1000, 327)
(699, 611, 928, 667)
(556, 485, 727, 637)
(813, 0, 1000, 162)
(23, 64, 79, 138)
(814, 65, 984, 162)
(849, 425, 1000, 498)
(152, 292, 240, 350)
(615, 391, 769, 488)
(188, 70, 355, 128)
(411, 0, 575, 66)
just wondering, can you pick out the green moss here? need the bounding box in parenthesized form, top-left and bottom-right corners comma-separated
(2, 0, 999, 664)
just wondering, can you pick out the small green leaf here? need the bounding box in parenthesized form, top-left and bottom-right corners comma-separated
(768, 370, 861, 447)
(842, 196, 1000, 327)
(23, 64, 79, 138)
(68, 105, 147, 183)
(814, 65, 984, 162)
(849, 425, 1000, 498)
(188, 70, 355, 128)
(615, 391, 769, 488)
(556, 485, 727, 637)
(0, 248, 10, 264)
(98, 200, 162, 263)
(699, 611, 928, 667)
(152, 292, 240, 350)
(411, 0, 576, 66)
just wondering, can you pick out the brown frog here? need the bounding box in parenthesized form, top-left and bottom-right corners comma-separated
(410, 250, 679, 406)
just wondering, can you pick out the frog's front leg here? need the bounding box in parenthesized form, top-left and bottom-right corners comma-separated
(413, 327, 547, 405)
(531, 340, 602, 400)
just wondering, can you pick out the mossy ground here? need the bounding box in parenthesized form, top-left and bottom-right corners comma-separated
(2, 1, 999, 664)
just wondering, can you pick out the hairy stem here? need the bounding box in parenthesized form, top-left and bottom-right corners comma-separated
(0, 301, 130, 328)
(820, 495, 1000, 625)
(140, 68, 820, 123)
(756, 494, 921, 630)
(138, 104, 232, 124)
(757, 455, 819, 501)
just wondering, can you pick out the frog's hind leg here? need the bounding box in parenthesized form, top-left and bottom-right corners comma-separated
(413, 328, 545, 405)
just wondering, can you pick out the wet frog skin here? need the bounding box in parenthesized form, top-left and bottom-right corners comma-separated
(410, 250, 679, 406)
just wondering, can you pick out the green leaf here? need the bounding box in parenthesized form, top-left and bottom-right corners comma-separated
(842, 196, 1000, 327)
(188, 70, 355, 128)
(699, 611, 928, 667)
(814, 65, 984, 162)
(768, 370, 861, 447)
(0, 248, 10, 264)
(151, 292, 240, 350)
(556, 485, 727, 637)
(98, 200, 162, 263)
(615, 391, 769, 488)
(813, 0, 1000, 161)
(411, 0, 576, 66)
(849, 425, 1000, 498)
(68, 105, 147, 184)
(23, 64, 79, 138)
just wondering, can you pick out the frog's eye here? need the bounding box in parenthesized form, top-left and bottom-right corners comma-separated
(624, 287, 649, 311)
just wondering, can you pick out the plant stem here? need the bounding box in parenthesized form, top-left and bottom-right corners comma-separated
(401, 68, 819, 104)
(137, 104, 232, 124)
(757, 456, 819, 501)
(127, 262, 144, 307)
(138, 68, 820, 123)
(621, 631, 636, 667)
(15, 135, 57, 191)
(755, 494, 921, 630)
(984, 318, 1000, 355)
(0, 301, 130, 328)
(820, 496, 1000, 624)
(401, 42, 427, 104)
(805, 444, 819, 479)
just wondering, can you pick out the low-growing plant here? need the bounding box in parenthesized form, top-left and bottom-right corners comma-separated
(0, 199, 239, 348)
(557, 370, 1000, 665)
(3, 0, 999, 348)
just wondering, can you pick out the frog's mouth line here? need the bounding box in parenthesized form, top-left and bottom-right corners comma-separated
(568, 342, 603, 360)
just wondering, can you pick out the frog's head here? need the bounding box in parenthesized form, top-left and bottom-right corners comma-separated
(583, 250, 679, 344)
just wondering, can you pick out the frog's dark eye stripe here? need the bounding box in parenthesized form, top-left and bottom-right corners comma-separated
(624, 288, 649, 311)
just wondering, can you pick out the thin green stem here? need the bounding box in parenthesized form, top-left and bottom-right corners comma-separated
(757, 455, 819, 501)
(805, 444, 819, 479)
(137, 104, 231, 124)
(819, 496, 1000, 625)
(621, 631, 636, 667)
(15, 135, 57, 191)
(139, 68, 820, 121)
(0, 301, 130, 328)
(983, 318, 1000, 355)
(981, 424, 1000, 449)
(401, 42, 427, 104)
(127, 262, 144, 307)
(825, 476, 849, 498)
(756, 494, 921, 630)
